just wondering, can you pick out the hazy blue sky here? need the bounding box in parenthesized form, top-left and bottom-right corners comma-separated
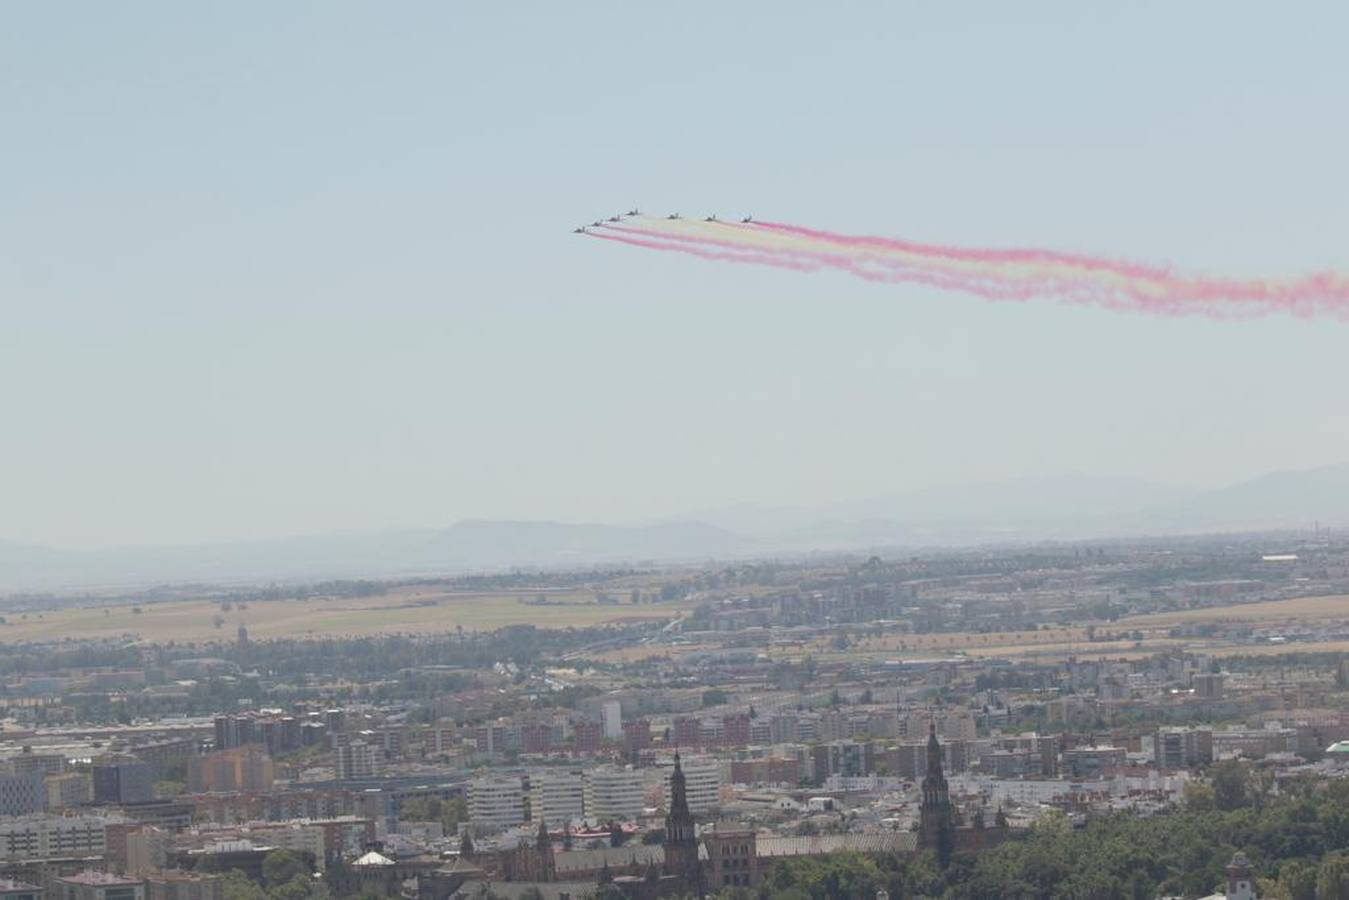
(3, 2, 1347, 549)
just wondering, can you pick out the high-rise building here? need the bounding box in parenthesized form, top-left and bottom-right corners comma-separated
(621, 719, 651, 752)
(0, 775, 45, 816)
(6, 751, 66, 778)
(0, 816, 108, 860)
(92, 757, 153, 805)
(187, 747, 275, 794)
(721, 714, 751, 747)
(1193, 672, 1225, 700)
(521, 724, 552, 755)
(572, 720, 602, 754)
(601, 701, 622, 740)
(124, 826, 171, 873)
(529, 771, 585, 825)
(672, 716, 702, 748)
(659, 755, 719, 815)
(583, 766, 643, 823)
(334, 741, 377, 780)
(468, 776, 527, 833)
(1156, 727, 1214, 768)
(46, 772, 94, 809)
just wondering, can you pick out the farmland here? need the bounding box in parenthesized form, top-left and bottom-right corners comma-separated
(0, 583, 693, 643)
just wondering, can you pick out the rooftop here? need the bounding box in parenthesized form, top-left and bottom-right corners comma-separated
(58, 872, 144, 887)
(0, 880, 42, 892)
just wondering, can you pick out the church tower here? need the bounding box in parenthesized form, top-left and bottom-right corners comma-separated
(664, 753, 704, 895)
(918, 722, 956, 866)
(1225, 851, 1255, 900)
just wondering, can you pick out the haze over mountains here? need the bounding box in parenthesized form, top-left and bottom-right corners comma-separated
(3, 464, 1347, 592)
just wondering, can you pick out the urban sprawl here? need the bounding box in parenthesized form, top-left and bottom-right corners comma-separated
(2, 533, 1349, 899)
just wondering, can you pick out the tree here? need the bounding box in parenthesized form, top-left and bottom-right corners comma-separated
(1280, 859, 1319, 900)
(459, 831, 475, 856)
(1184, 781, 1216, 813)
(1319, 853, 1349, 900)
(1211, 760, 1253, 811)
(154, 780, 185, 798)
(219, 871, 265, 900)
(268, 874, 330, 900)
(262, 850, 308, 888)
(441, 795, 468, 832)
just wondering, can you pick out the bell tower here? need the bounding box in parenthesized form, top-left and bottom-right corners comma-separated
(663, 753, 704, 895)
(918, 722, 956, 865)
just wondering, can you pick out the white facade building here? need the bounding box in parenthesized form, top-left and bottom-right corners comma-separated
(584, 766, 644, 823)
(0, 815, 108, 861)
(657, 756, 720, 815)
(469, 776, 527, 833)
(530, 771, 586, 825)
(335, 740, 378, 780)
(601, 701, 623, 740)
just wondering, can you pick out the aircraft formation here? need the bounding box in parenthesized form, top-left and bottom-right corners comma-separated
(572, 209, 750, 234)
(574, 207, 1349, 320)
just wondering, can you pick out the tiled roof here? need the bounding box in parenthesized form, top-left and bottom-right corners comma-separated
(756, 833, 917, 858)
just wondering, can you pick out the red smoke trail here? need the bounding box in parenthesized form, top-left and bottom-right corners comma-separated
(606, 223, 1134, 308)
(752, 220, 1177, 282)
(751, 220, 1349, 319)
(584, 218, 1349, 320)
(584, 230, 823, 273)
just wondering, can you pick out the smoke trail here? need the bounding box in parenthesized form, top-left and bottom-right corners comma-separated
(752, 220, 1177, 282)
(580, 215, 1349, 320)
(585, 230, 823, 273)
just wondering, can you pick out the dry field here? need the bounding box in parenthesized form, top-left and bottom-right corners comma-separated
(0, 583, 694, 644)
(1122, 593, 1349, 626)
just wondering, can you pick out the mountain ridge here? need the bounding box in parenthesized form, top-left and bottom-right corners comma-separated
(3, 464, 1346, 592)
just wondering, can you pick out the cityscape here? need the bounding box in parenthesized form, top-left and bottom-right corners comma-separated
(5, 3, 1348, 899)
(2, 532, 1349, 898)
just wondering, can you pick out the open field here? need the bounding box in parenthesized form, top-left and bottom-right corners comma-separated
(0, 583, 694, 643)
(1122, 593, 1349, 626)
(589, 594, 1349, 666)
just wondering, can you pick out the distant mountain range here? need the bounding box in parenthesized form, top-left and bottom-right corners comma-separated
(3, 464, 1347, 592)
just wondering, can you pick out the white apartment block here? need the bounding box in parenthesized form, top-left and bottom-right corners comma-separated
(0, 815, 108, 861)
(657, 756, 721, 815)
(335, 741, 378, 780)
(601, 701, 623, 740)
(469, 776, 527, 833)
(529, 771, 585, 825)
(583, 766, 644, 823)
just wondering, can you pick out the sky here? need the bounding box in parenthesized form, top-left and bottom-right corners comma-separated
(3, 2, 1348, 549)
